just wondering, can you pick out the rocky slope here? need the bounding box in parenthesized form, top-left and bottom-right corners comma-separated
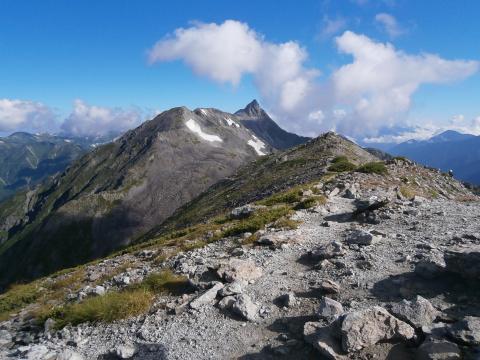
(0, 106, 269, 288)
(235, 100, 310, 150)
(0, 136, 478, 359)
(0, 132, 91, 201)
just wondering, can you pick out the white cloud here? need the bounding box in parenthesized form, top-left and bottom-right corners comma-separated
(332, 31, 479, 136)
(319, 16, 347, 39)
(148, 21, 479, 138)
(148, 20, 320, 126)
(0, 99, 56, 132)
(364, 115, 480, 144)
(375, 13, 405, 38)
(61, 100, 144, 137)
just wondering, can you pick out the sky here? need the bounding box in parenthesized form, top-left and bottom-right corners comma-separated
(1, 0, 480, 143)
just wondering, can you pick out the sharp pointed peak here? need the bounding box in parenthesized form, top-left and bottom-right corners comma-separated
(235, 99, 266, 118)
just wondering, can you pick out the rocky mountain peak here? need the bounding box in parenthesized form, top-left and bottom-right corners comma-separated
(236, 99, 265, 118)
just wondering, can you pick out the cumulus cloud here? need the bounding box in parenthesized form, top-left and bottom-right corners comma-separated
(332, 31, 479, 135)
(0, 99, 56, 132)
(148, 20, 479, 138)
(148, 20, 320, 128)
(61, 100, 144, 137)
(375, 13, 405, 38)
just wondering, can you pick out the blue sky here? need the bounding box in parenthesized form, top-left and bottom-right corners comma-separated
(1, 0, 479, 142)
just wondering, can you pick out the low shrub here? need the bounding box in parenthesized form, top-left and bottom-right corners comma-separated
(293, 197, 317, 210)
(136, 270, 189, 295)
(328, 161, 356, 172)
(258, 188, 302, 206)
(356, 161, 388, 175)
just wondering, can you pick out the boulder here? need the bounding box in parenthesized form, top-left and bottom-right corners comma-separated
(340, 306, 415, 353)
(317, 297, 344, 323)
(416, 339, 461, 360)
(448, 316, 480, 346)
(390, 296, 439, 328)
(304, 320, 345, 360)
(311, 241, 345, 260)
(189, 282, 224, 309)
(345, 230, 379, 246)
(217, 259, 262, 283)
(232, 294, 258, 321)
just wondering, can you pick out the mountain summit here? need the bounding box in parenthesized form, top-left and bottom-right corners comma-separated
(235, 100, 310, 150)
(0, 105, 270, 287)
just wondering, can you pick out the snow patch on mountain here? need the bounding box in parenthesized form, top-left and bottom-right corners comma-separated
(248, 135, 266, 155)
(186, 119, 223, 142)
(224, 117, 240, 128)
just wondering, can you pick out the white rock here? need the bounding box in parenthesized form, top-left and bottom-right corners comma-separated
(189, 282, 224, 309)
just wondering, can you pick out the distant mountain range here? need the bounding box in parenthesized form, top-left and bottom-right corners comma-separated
(389, 130, 480, 184)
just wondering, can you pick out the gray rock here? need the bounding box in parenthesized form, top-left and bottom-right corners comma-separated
(217, 296, 236, 311)
(278, 292, 297, 307)
(318, 297, 344, 322)
(230, 205, 255, 219)
(415, 258, 446, 279)
(44, 318, 56, 334)
(341, 306, 415, 352)
(311, 241, 345, 260)
(416, 339, 461, 360)
(304, 320, 345, 360)
(217, 259, 262, 283)
(0, 329, 12, 347)
(345, 230, 379, 246)
(57, 349, 85, 360)
(448, 316, 480, 345)
(319, 279, 341, 294)
(115, 343, 137, 359)
(189, 282, 224, 309)
(390, 296, 439, 328)
(218, 281, 243, 297)
(232, 294, 258, 321)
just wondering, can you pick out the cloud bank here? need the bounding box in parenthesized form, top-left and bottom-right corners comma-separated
(149, 20, 479, 138)
(0, 99, 56, 132)
(60, 100, 144, 137)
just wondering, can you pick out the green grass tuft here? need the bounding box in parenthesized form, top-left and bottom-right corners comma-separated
(0, 283, 42, 321)
(135, 270, 189, 295)
(356, 161, 388, 175)
(328, 160, 357, 172)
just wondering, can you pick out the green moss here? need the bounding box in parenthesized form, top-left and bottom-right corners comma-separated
(331, 155, 349, 163)
(133, 269, 189, 295)
(293, 197, 318, 210)
(257, 188, 302, 206)
(356, 161, 388, 175)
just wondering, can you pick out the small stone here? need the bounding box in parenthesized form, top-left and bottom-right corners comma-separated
(304, 321, 345, 360)
(0, 329, 12, 347)
(319, 279, 341, 294)
(57, 349, 85, 360)
(317, 297, 344, 322)
(230, 205, 255, 219)
(345, 230, 379, 246)
(218, 281, 243, 297)
(232, 294, 258, 322)
(278, 292, 297, 307)
(189, 282, 224, 309)
(115, 343, 137, 359)
(217, 296, 236, 311)
(311, 241, 345, 260)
